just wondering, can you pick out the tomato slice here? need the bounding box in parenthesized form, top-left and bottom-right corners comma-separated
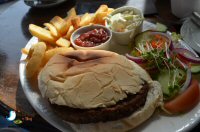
(164, 79, 200, 114)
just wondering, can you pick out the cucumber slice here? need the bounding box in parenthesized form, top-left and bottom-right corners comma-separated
(191, 65, 200, 73)
(171, 32, 182, 42)
(157, 68, 185, 99)
(156, 22, 167, 32)
(158, 70, 170, 95)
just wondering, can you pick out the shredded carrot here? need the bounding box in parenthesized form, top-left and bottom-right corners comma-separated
(151, 41, 158, 48)
(151, 35, 166, 49)
(155, 34, 162, 39)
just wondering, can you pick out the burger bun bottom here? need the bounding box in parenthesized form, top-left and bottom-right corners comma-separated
(69, 81, 163, 132)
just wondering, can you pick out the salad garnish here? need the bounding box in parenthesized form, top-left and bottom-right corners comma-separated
(133, 43, 186, 100)
(171, 32, 182, 42)
(126, 31, 196, 101)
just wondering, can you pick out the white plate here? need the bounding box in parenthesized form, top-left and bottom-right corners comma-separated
(181, 18, 200, 54)
(19, 21, 200, 132)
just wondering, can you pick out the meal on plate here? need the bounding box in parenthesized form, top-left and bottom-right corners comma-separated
(21, 4, 200, 132)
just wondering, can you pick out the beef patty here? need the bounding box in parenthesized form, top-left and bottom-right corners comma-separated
(51, 83, 149, 124)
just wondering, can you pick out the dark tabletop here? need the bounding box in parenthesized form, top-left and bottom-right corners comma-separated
(0, 0, 199, 131)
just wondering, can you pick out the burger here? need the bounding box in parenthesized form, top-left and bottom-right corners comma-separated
(38, 50, 163, 132)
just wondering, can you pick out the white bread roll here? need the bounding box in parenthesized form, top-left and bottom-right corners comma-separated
(38, 50, 152, 108)
(38, 50, 163, 132)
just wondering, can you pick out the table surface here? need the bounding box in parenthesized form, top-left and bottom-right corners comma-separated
(0, 0, 199, 131)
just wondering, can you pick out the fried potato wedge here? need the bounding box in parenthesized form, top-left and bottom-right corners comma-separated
(71, 16, 81, 29)
(29, 24, 56, 43)
(58, 8, 77, 35)
(65, 7, 77, 20)
(93, 5, 109, 24)
(107, 8, 114, 15)
(43, 47, 74, 63)
(56, 37, 70, 47)
(50, 16, 65, 33)
(46, 44, 56, 50)
(21, 48, 29, 55)
(93, 12, 107, 25)
(44, 23, 60, 38)
(80, 13, 94, 26)
(59, 19, 72, 35)
(64, 25, 75, 40)
(26, 42, 47, 78)
(50, 16, 72, 35)
(95, 5, 108, 14)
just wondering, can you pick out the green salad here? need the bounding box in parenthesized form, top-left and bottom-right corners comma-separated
(126, 31, 188, 100)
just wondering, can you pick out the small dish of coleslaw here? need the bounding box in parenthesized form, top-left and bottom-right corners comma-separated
(105, 6, 144, 45)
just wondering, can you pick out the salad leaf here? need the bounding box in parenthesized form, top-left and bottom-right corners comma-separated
(156, 22, 167, 32)
(171, 32, 182, 42)
(191, 65, 200, 74)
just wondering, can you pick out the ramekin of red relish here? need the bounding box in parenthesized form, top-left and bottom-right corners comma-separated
(71, 24, 112, 50)
(75, 28, 109, 47)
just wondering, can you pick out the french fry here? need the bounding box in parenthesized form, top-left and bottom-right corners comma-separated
(64, 25, 75, 40)
(44, 47, 74, 63)
(107, 8, 114, 15)
(59, 8, 77, 35)
(27, 45, 35, 60)
(56, 37, 70, 47)
(44, 23, 60, 38)
(50, 16, 65, 34)
(93, 12, 108, 24)
(21, 48, 29, 55)
(65, 7, 77, 20)
(95, 5, 108, 14)
(93, 5, 109, 25)
(50, 16, 71, 36)
(60, 19, 72, 35)
(46, 44, 55, 50)
(29, 24, 56, 44)
(80, 13, 94, 26)
(26, 42, 47, 78)
(71, 16, 81, 29)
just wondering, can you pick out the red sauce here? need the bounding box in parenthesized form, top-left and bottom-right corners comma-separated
(75, 28, 109, 47)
